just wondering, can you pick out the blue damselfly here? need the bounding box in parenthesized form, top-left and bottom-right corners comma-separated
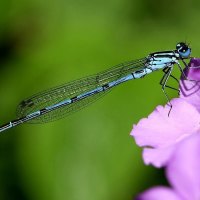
(0, 42, 192, 133)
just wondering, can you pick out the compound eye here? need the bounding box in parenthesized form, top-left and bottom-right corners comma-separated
(176, 42, 191, 58)
(176, 42, 186, 50)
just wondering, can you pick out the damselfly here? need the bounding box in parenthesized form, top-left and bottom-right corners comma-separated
(0, 42, 192, 133)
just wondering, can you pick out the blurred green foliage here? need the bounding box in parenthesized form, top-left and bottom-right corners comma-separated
(0, 0, 199, 199)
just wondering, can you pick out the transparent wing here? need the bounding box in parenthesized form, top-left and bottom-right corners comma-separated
(16, 58, 147, 123)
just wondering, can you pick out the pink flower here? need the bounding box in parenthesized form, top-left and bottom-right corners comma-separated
(131, 58, 200, 168)
(135, 132, 200, 200)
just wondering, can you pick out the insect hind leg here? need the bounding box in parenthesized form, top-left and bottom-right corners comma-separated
(159, 67, 174, 116)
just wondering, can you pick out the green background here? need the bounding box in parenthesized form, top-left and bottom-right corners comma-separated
(0, 0, 199, 199)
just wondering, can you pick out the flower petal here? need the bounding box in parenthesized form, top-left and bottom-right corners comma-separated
(131, 98, 200, 148)
(142, 145, 175, 168)
(166, 132, 200, 200)
(135, 186, 182, 200)
(131, 98, 200, 167)
(184, 58, 200, 80)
